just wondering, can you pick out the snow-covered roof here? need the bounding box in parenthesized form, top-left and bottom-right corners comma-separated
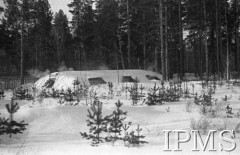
(35, 70, 162, 90)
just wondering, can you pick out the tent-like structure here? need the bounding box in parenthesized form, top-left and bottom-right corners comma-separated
(35, 70, 162, 90)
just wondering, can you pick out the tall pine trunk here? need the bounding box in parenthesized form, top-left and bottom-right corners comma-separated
(165, 0, 168, 80)
(20, 15, 24, 85)
(215, 0, 220, 78)
(203, 0, 209, 80)
(178, 0, 184, 80)
(77, 46, 81, 70)
(114, 42, 119, 70)
(127, 0, 131, 69)
(219, 2, 223, 78)
(143, 13, 146, 70)
(236, 0, 239, 74)
(155, 47, 158, 72)
(159, 0, 165, 80)
(117, 0, 125, 70)
(118, 36, 125, 70)
(225, 3, 230, 80)
(199, 34, 203, 79)
(81, 42, 87, 67)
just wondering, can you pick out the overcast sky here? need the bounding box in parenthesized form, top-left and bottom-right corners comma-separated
(49, 0, 72, 20)
(0, 0, 73, 20)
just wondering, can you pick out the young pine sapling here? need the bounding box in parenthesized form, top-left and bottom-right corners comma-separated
(128, 78, 141, 105)
(64, 88, 74, 102)
(106, 100, 127, 144)
(80, 100, 108, 146)
(122, 122, 132, 146)
(121, 84, 129, 100)
(166, 107, 170, 112)
(192, 84, 195, 95)
(82, 82, 89, 105)
(108, 82, 114, 99)
(127, 125, 148, 147)
(146, 83, 161, 106)
(139, 85, 145, 100)
(73, 78, 80, 92)
(5, 99, 28, 138)
(0, 113, 8, 136)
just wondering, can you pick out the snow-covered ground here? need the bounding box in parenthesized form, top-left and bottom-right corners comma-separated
(1, 71, 240, 155)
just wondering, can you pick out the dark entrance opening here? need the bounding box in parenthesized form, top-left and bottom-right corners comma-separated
(146, 75, 160, 81)
(88, 77, 107, 85)
(121, 76, 136, 83)
(43, 78, 55, 88)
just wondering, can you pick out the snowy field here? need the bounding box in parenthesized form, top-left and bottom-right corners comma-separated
(1, 71, 240, 155)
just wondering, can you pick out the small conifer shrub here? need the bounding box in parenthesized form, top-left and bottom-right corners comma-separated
(108, 82, 114, 99)
(80, 100, 108, 146)
(64, 88, 74, 102)
(146, 83, 160, 106)
(128, 78, 141, 105)
(126, 125, 148, 147)
(81, 100, 148, 147)
(106, 100, 127, 144)
(1, 99, 28, 138)
(0, 114, 8, 136)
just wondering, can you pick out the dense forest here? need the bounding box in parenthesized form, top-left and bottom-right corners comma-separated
(0, 0, 240, 82)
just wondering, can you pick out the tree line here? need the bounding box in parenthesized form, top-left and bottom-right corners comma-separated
(0, 0, 239, 81)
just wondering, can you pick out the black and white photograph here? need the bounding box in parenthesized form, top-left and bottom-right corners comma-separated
(0, 0, 240, 154)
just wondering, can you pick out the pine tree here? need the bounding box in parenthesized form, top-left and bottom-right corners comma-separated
(146, 83, 161, 106)
(80, 100, 108, 146)
(32, 0, 53, 70)
(164, 0, 169, 80)
(159, 0, 165, 79)
(68, 0, 95, 69)
(122, 122, 131, 146)
(108, 82, 114, 98)
(0, 114, 8, 136)
(127, 125, 148, 147)
(127, 0, 131, 68)
(178, 0, 184, 80)
(106, 100, 127, 144)
(52, 9, 71, 66)
(5, 98, 28, 138)
(235, 0, 239, 73)
(225, 1, 230, 81)
(128, 78, 141, 105)
(64, 88, 74, 102)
